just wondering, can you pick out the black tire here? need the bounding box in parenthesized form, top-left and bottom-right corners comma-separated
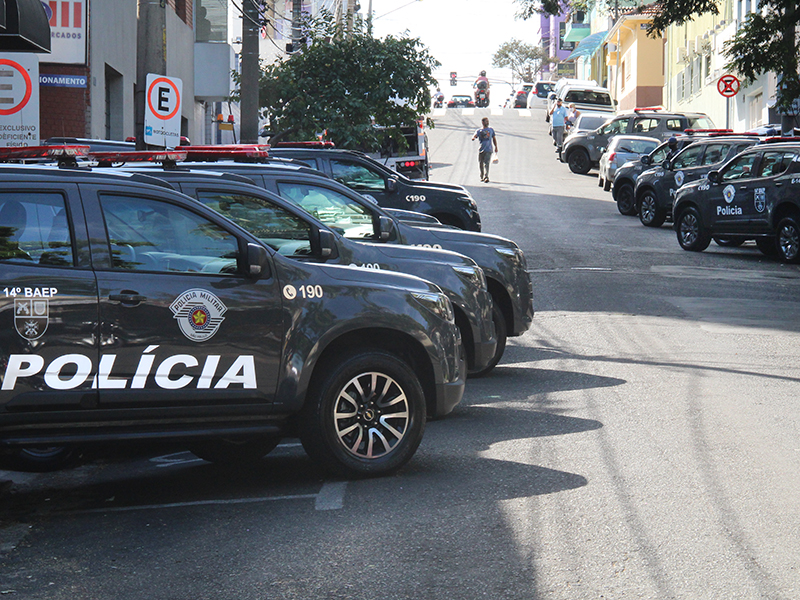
(469, 303, 508, 378)
(567, 148, 591, 175)
(0, 446, 79, 472)
(638, 190, 666, 227)
(615, 182, 636, 215)
(300, 351, 425, 477)
(190, 436, 281, 464)
(598, 176, 604, 188)
(776, 216, 800, 263)
(676, 207, 711, 252)
(756, 236, 779, 257)
(713, 237, 746, 247)
(603, 178, 612, 192)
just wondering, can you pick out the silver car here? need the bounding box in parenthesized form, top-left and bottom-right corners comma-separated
(598, 135, 660, 192)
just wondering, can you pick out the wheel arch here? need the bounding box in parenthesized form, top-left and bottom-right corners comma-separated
(771, 202, 800, 229)
(486, 276, 513, 337)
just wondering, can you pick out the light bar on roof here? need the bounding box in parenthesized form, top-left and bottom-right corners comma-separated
(88, 149, 188, 164)
(273, 141, 335, 149)
(684, 129, 733, 134)
(182, 144, 271, 161)
(0, 145, 90, 161)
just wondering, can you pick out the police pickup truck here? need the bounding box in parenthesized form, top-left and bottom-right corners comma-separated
(0, 150, 465, 476)
(129, 153, 534, 366)
(267, 147, 482, 231)
(108, 163, 499, 377)
(673, 140, 800, 262)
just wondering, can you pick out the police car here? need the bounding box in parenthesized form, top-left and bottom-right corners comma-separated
(267, 147, 482, 231)
(0, 147, 466, 475)
(634, 134, 761, 227)
(105, 159, 500, 377)
(127, 152, 533, 364)
(673, 140, 800, 262)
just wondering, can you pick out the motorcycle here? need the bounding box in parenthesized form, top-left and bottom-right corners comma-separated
(433, 96, 444, 108)
(474, 81, 490, 108)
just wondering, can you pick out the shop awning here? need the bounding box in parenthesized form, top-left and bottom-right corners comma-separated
(567, 30, 608, 61)
(0, 0, 51, 52)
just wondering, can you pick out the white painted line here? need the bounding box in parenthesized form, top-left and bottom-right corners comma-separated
(71, 493, 319, 514)
(518, 109, 532, 117)
(315, 481, 347, 511)
(432, 108, 446, 116)
(491, 108, 503, 116)
(462, 108, 475, 116)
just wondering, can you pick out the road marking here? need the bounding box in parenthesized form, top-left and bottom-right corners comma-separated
(431, 108, 446, 116)
(491, 108, 503, 116)
(315, 481, 347, 511)
(70, 493, 320, 514)
(518, 109, 532, 117)
(462, 108, 475, 116)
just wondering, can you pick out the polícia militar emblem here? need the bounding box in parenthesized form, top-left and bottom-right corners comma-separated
(723, 184, 736, 204)
(170, 289, 227, 342)
(675, 171, 685, 187)
(754, 188, 766, 213)
(14, 298, 49, 341)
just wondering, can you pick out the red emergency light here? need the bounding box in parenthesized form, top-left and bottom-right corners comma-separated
(633, 106, 665, 112)
(88, 149, 188, 166)
(0, 145, 90, 161)
(762, 136, 800, 144)
(182, 144, 271, 161)
(273, 141, 335, 149)
(684, 129, 733, 134)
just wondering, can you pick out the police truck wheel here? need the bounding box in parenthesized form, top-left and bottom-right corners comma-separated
(470, 303, 507, 378)
(0, 446, 79, 472)
(638, 190, 665, 227)
(756, 237, 779, 257)
(300, 351, 425, 477)
(615, 182, 636, 215)
(190, 436, 281, 464)
(676, 208, 711, 252)
(567, 149, 591, 175)
(776, 216, 800, 263)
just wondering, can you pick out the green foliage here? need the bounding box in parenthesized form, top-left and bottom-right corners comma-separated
(492, 38, 553, 82)
(250, 11, 440, 151)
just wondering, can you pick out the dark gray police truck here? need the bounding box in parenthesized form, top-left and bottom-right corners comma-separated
(107, 162, 499, 377)
(267, 147, 482, 231)
(0, 151, 466, 476)
(130, 152, 534, 365)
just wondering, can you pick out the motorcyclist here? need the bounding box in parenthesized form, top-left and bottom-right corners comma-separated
(433, 88, 445, 108)
(474, 71, 490, 107)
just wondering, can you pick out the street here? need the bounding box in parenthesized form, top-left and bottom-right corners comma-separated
(3, 106, 800, 599)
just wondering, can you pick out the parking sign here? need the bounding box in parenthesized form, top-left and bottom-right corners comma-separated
(0, 54, 40, 147)
(144, 73, 182, 148)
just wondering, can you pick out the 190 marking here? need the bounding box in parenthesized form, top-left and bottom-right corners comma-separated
(299, 285, 324, 299)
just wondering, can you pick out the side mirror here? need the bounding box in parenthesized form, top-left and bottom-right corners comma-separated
(247, 243, 270, 278)
(707, 170, 721, 184)
(641, 155, 652, 166)
(377, 215, 395, 241)
(386, 177, 398, 193)
(318, 229, 339, 258)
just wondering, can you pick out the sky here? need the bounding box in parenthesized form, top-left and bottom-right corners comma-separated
(369, 0, 544, 98)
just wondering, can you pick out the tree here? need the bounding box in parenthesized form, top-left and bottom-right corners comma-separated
(492, 39, 553, 82)
(514, 0, 800, 117)
(247, 12, 440, 151)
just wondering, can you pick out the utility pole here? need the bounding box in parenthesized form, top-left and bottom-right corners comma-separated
(240, 0, 261, 143)
(135, 0, 167, 149)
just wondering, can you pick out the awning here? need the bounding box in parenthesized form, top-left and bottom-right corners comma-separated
(563, 22, 591, 43)
(567, 30, 609, 61)
(0, 0, 51, 52)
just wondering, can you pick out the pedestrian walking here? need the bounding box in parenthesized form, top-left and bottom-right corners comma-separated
(549, 98, 568, 152)
(472, 117, 498, 183)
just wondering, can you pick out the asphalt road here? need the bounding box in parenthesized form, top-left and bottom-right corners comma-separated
(2, 107, 800, 599)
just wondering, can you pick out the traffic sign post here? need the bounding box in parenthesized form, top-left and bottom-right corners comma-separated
(717, 74, 740, 98)
(144, 73, 183, 148)
(0, 54, 40, 148)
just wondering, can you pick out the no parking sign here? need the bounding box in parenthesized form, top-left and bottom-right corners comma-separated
(144, 74, 182, 148)
(0, 54, 40, 147)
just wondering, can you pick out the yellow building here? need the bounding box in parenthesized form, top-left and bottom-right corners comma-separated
(605, 5, 665, 111)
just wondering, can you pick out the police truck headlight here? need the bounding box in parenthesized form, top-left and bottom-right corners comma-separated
(412, 292, 455, 323)
(453, 265, 487, 290)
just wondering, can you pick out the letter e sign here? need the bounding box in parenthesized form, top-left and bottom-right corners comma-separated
(144, 73, 182, 148)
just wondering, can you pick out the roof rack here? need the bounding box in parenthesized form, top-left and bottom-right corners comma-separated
(0, 144, 90, 167)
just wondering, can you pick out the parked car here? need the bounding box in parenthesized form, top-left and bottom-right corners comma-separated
(597, 135, 660, 191)
(560, 108, 715, 175)
(527, 81, 556, 108)
(448, 95, 474, 108)
(565, 112, 611, 137)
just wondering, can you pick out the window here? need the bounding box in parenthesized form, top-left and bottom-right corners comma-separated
(700, 143, 727, 166)
(277, 182, 376, 240)
(672, 145, 704, 169)
(626, 139, 659, 154)
(600, 118, 631, 136)
(721, 154, 758, 181)
(0, 193, 74, 266)
(757, 151, 795, 177)
(687, 116, 715, 130)
(100, 195, 239, 274)
(196, 191, 312, 257)
(666, 119, 684, 131)
(633, 118, 658, 133)
(329, 160, 386, 192)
